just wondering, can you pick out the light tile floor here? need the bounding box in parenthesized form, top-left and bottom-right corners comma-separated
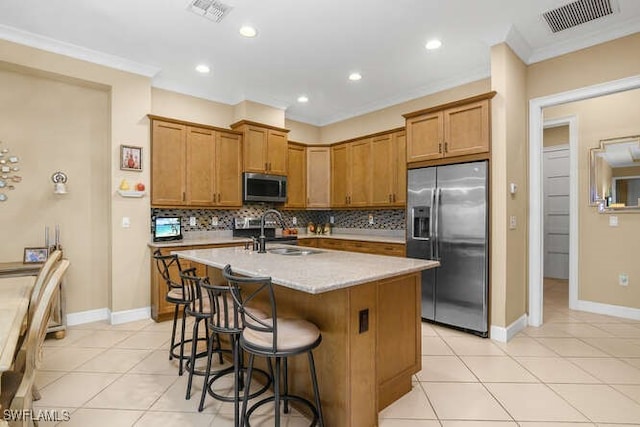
(32, 279, 640, 426)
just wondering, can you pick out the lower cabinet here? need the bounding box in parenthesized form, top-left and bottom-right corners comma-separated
(150, 243, 244, 321)
(299, 238, 405, 257)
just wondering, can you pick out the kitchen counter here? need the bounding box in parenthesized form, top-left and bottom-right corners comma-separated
(148, 235, 250, 249)
(174, 245, 435, 294)
(173, 245, 437, 426)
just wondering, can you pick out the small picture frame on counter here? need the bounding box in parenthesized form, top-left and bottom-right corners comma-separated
(120, 144, 142, 171)
(24, 247, 49, 264)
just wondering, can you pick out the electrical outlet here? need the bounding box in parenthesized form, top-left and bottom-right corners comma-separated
(619, 273, 629, 287)
(509, 215, 517, 230)
(368, 214, 374, 225)
(189, 216, 196, 226)
(609, 215, 619, 227)
(330, 216, 335, 224)
(211, 216, 218, 227)
(292, 216, 297, 225)
(121, 217, 130, 228)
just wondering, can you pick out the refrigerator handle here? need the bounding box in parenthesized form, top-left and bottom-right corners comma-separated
(434, 187, 441, 261)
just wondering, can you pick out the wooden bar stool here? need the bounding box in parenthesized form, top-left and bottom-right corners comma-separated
(223, 264, 324, 427)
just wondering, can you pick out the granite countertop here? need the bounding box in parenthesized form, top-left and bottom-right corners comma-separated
(149, 229, 406, 248)
(173, 244, 437, 294)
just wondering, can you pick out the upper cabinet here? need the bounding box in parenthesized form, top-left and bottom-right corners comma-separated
(331, 139, 372, 208)
(231, 120, 289, 176)
(307, 146, 331, 209)
(285, 143, 306, 209)
(149, 116, 243, 208)
(404, 92, 496, 164)
(371, 130, 406, 207)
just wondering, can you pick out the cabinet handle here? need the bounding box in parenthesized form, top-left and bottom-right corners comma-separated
(345, 196, 348, 204)
(388, 194, 392, 202)
(269, 162, 272, 171)
(393, 194, 396, 203)
(182, 192, 186, 202)
(444, 142, 448, 152)
(439, 143, 442, 153)
(265, 162, 268, 171)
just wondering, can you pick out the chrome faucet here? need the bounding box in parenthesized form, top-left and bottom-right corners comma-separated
(258, 209, 286, 253)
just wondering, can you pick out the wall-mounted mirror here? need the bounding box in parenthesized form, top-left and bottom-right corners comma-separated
(590, 135, 640, 211)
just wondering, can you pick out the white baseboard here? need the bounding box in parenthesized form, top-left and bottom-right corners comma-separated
(110, 306, 151, 325)
(490, 313, 528, 343)
(575, 299, 640, 321)
(66, 308, 110, 326)
(66, 306, 151, 326)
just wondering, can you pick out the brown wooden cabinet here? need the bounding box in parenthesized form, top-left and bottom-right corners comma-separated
(306, 146, 330, 208)
(150, 243, 245, 321)
(371, 130, 406, 207)
(231, 120, 289, 175)
(150, 116, 242, 207)
(331, 139, 372, 207)
(285, 143, 306, 208)
(404, 92, 495, 164)
(299, 237, 405, 257)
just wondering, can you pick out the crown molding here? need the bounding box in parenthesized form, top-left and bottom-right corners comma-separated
(0, 24, 160, 77)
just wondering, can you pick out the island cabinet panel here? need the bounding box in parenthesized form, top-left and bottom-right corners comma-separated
(404, 92, 495, 164)
(151, 121, 186, 205)
(231, 121, 289, 175)
(285, 143, 306, 208)
(225, 271, 420, 426)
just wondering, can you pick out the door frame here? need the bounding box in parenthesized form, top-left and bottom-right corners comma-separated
(528, 75, 640, 327)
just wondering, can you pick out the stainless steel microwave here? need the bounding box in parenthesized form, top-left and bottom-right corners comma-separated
(243, 172, 287, 203)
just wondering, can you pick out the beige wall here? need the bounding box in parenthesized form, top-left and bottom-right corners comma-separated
(320, 79, 491, 143)
(233, 100, 285, 128)
(0, 66, 110, 314)
(544, 88, 640, 309)
(490, 43, 528, 328)
(151, 88, 233, 128)
(285, 119, 322, 144)
(543, 126, 569, 147)
(1, 39, 152, 316)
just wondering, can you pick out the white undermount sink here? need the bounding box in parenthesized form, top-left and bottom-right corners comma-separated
(268, 247, 321, 256)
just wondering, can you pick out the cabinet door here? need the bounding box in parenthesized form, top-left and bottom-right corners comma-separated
(151, 121, 186, 205)
(267, 130, 288, 175)
(393, 131, 407, 206)
(186, 127, 216, 206)
(307, 147, 330, 208)
(406, 112, 443, 162)
(331, 144, 350, 207)
(285, 144, 306, 208)
(444, 99, 490, 157)
(349, 138, 372, 207)
(371, 135, 394, 206)
(243, 126, 268, 173)
(216, 131, 243, 207)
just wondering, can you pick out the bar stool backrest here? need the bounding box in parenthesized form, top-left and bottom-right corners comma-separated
(153, 250, 187, 299)
(179, 268, 207, 315)
(201, 278, 240, 334)
(222, 264, 278, 353)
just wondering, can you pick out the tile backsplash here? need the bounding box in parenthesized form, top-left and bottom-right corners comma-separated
(152, 204, 406, 233)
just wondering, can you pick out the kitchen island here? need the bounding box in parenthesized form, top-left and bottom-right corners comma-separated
(174, 245, 438, 427)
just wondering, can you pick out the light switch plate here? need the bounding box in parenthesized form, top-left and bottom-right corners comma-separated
(122, 217, 130, 228)
(189, 216, 196, 226)
(509, 215, 517, 229)
(292, 216, 297, 225)
(211, 216, 218, 227)
(619, 273, 629, 286)
(609, 215, 619, 227)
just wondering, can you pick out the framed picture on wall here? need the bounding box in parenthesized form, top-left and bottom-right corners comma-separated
(24, 247, 49, 264)
(120, 145, 142, 171)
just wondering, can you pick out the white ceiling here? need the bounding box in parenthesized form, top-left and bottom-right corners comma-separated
(1, 0, 639, 126)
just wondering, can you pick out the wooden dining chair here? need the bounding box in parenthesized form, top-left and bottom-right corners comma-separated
(0, 259, 69, 426)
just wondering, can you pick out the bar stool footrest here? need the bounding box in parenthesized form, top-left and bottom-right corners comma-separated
(206, 366, 271, 402)
(245, 394, 320, 427)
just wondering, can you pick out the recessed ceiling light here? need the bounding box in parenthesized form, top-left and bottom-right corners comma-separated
(195, 64, 210, 73)
(239, 25, 258, 38)
(425, 39, 442, 50)
(297, 95, 309, 103)
(348, 72, 362, 81)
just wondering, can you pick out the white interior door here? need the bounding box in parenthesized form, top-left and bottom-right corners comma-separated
(543, 145, 570, 279)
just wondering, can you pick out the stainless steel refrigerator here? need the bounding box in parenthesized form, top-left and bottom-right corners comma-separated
(406, 161, 489, 337)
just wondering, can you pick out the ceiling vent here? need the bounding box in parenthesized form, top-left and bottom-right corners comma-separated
(542, 0, 614, 33)
(187, 0, 232, 23)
